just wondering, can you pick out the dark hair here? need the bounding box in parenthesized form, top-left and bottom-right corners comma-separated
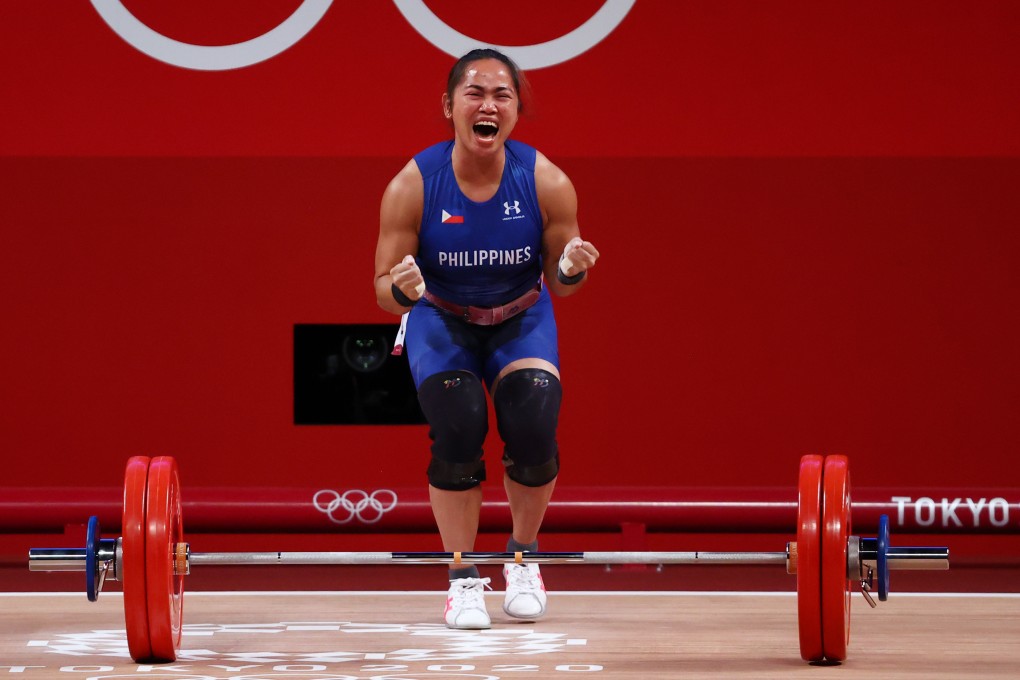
(446, 48, 529, 112)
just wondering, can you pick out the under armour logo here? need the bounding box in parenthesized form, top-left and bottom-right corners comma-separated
(504, 200, 521, 216)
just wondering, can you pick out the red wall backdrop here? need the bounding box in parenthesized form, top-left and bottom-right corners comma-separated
(2, 1, 1019, 496)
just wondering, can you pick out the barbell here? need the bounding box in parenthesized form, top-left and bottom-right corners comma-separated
(28, 454, 948, 664)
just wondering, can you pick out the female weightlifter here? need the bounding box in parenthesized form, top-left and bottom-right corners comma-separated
(374, 48, 599, 629)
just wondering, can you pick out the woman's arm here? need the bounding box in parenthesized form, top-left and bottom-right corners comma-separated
(536, 152, 599, 297)
(374, 159, 426, 314)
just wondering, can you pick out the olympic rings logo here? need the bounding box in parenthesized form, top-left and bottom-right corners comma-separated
(91, 0, 636, 71)
(312, 489, 399, 525)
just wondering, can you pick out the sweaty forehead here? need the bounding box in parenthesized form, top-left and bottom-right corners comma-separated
(461, 60, 515, 91)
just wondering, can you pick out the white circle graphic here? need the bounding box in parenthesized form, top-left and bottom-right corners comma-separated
(313, 489, 399, 525)
(90, 0, 334, 71)
(393, 0, 636, 70)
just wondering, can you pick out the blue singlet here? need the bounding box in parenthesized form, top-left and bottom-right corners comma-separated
(404, 139, 560, 388)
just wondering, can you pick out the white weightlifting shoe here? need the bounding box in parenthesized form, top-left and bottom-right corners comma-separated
(444, 577, 492, 629)
(502, 563, 547, 619)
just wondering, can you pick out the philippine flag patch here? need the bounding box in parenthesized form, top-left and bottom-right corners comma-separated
(441, 209, 464, 224)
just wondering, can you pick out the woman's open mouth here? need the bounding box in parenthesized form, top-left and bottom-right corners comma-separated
(472, 120, 499, 141)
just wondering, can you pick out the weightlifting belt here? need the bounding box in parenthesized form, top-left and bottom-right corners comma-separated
(423, 282, 541, 326)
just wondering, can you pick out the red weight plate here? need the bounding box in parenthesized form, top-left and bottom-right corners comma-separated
(821, 455, 852, 661)
(145, 456, 185, 662)
(796, 454, 824, 662)
(122, 456, 152, 662)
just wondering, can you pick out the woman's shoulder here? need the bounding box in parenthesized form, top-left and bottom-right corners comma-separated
(383, 158, 424, 206)
(532, 150, 575, 203)
(413, 139, 455, 178)
(505, 138, 538, 170)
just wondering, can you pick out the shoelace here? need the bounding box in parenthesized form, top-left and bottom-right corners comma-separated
(450, 577, 492, 604)
(505, 565, 541, 591)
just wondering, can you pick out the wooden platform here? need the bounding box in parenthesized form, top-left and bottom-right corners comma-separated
(2, 591, 1017, 678)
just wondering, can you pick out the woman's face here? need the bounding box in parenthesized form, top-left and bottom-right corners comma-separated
(444, 58, 519, 157)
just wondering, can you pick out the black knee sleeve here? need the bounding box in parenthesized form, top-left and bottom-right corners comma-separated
(494, 368, 562, 487)
(417, 371, 488, 491)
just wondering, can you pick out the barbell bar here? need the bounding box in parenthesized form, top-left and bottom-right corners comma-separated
(28, 543, 945, 569)
(28, 454, 949, 664)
